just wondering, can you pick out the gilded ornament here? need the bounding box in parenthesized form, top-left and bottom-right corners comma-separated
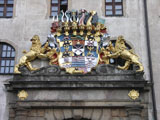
(128, 90, 139, 100)
(14, 35, 49, 73)
(86, 25, 92, 36)
(71, 21, 78, 36)
(14, 10, 144, 74)
(107, 35, 144, 72)
(46, 48, 59, 65)
(63, 22, 70, 36)
(79, 25, 85, 36)
(17, 90, 28, 100)
(94, 23, 101, 37)
(99, 47, 111, 64)
(86, 11, 97, 26)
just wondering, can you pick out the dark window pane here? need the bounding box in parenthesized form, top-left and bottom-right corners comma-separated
(10, 67, 14, 73)
(7, 7, 13, 12)
(6, 60, 10, 66)
(0, 0, 4, 4)
(7, 0, 14, 4)
(7, 46, 11, 50)
(106, 5, 112, 10)
(0, 67, 5, 73)
(115, 10, 122, 15)
(115, 0, 122, 2)
(115, 5, 122, 9)
(61, 0, 67, 5)
(106, 0, 112, 2)
(51, 11, 58, 16)
(7, 51, 11, 57)
(6, 12, 13, 17)
(0, 7, 4, 11)
(1, 60, 5, 66)
(11, 51, 15, 57)
(3, 45, 7, 50)
(0, 12, 3, 16)
(52, 0, 58, 4)
(10, 60, 14, 66)
(5, 67, 9, 73)
(2, 52, 6, 57)
(52, 6, 58, 11)
(106, 11, 113, 15)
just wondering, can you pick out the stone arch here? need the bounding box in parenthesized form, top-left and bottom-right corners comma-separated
(53, 109, 104, 120)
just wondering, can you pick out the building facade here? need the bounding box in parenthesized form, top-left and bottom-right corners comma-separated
(0, 0, 160, 120)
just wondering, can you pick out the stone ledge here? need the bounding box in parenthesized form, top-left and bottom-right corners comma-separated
(6, 80, 148, 90)
(15, 101, 143, 108)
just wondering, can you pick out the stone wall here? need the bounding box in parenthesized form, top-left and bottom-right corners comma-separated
(9, 108, 144, 120)
(147, 0, 160, 119)
(5, 65, 149, 120)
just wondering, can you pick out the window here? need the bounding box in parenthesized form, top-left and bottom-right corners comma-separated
(51, 0, 68, 17)
(0, 43, 15, 74)
(105, 0, 123, 16)
(0, 0, 14, 18)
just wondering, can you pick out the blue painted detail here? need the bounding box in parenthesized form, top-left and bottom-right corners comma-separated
(60, 46, 72, 52)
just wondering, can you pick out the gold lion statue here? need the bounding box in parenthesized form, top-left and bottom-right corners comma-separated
(107, 35, 144, 72)
(14, 35, 49, 73)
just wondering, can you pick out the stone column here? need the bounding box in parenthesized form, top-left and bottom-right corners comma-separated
(126, 106, 143, 120)
(15, 108, 28, 120)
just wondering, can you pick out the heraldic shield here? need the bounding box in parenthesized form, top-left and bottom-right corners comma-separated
(14, 9, 144, 74)
(58, 35, 99, 74)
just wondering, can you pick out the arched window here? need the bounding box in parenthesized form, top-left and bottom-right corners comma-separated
(0, 42, 15, 74)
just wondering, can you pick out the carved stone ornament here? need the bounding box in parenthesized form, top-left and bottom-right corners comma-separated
(128, 89, 140, 100)
(14, 9, 144, 74)
(17, 90, 28, 100)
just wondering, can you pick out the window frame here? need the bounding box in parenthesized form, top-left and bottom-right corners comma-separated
(0, 43, 15, 75)
(105, 0, 123, 17)
(50, 0, 68, 17)
(0, 0, 14, 18)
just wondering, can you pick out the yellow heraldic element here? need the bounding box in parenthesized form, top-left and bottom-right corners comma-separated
(99, 47, 111, 64)
(14, 35, 49, 73)
(46, 48, 59, 65)
(17, 90, 28, 100)
(107, 35, 144, 72)
(128, 90, 140, 100)
(94, 23, 102, 37)
(63, 22, 70, 36)
(79, 24, 85, 36)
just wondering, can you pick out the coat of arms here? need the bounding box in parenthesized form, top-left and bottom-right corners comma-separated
(14, 9, 144, 74)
